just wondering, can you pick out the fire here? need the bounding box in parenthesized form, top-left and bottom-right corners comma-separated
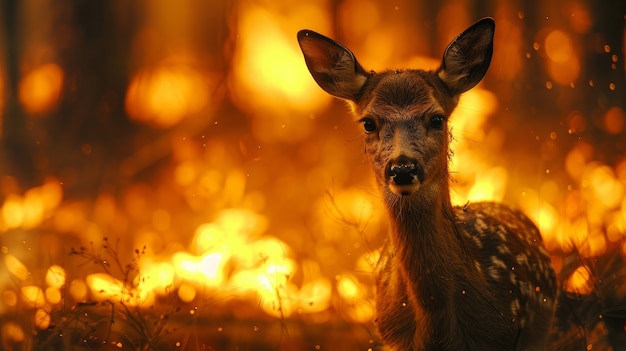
(86, 273, 154, 306)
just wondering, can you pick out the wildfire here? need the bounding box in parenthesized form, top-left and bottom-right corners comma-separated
(0, 1, 624, 348)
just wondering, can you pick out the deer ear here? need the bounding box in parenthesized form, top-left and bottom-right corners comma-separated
(297, 30, 368, 101)
(437, 18, 495, 95)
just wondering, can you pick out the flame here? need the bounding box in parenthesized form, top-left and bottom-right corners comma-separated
(18, 63, 64, 115)
(137, 261, 175, 295)
(449, 88, 502, 205)
(86, 273, 153, 306)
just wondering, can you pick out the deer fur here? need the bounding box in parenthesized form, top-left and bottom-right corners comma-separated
(298, 18, 557, 351)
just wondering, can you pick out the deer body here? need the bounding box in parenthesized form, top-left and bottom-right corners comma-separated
(298, 18, 557, 350)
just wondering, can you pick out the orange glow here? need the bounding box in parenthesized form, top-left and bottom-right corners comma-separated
(568, 2, 593, 34)
(177, 283, 196, 303)
(603, 107, 625, 134)
(565, 142, 593, 181)
(297, 259, 332, 314)
(34, 308, 51, 329)
(5, 254, 29, 281)
(172, 251, 225, 287)
(567, 111, 588, 134)
(230, 0, 332, 142)
(45, 265, 65, 289)
(545, 30, 574, 63)
(18, 63, 64, 115)
(547, 58, 580, 86)
(564, 265, 594, 295)
(68, 279, 88, 301)
(451, 86, 499, 138)
(318, 188, 381, 240)
(2, 290, 18, 308)
(1, 179, 62, 230)
(137, 261, 175, 295)
(125, 64, 209, 128)
(86, 273, 153, 306)
(1, 322, 25, 344)
(338, 0, 380, 38)
(467, 167, 508, 202)
(492, 2, 526, 81)
(21, 286, 46, 308)
(3, 2, 626, 341)
(0, 73, 4, 124)
(517, 188, 561, 250)
(576, 229, 607, 258)
(585, 162, 624, 210)
(336, 273, 362, 301)
(45, 287, 62, 304)
(449, 88, 501, 205)
(544, 30, 580, 85)
(230, 258, 298, 317)
(1, 195, 23, 229)
(336, 272, 374, 322)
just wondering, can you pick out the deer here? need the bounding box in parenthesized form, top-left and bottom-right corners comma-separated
(297, 18, 557, 350)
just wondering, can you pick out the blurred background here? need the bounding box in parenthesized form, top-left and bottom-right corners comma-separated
(0, 0, 624, 350)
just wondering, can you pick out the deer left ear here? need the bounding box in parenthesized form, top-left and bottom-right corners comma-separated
(437, 18, 495, 95)
(297, 30, 368, 101)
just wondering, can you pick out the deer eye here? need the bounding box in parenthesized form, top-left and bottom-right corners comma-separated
(429, 114, 445, 130)
(361, 118, 377, 133)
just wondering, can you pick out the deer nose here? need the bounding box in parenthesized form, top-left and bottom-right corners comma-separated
(385, 156, 425, 188)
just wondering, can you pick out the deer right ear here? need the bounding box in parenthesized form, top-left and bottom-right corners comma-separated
(437, 18, 495, 95)
(297, 30, 368, 101)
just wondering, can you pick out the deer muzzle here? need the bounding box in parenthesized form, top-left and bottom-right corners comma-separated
(385, 156, 425, 196)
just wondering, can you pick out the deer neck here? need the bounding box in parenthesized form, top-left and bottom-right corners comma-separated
(383, 181, 463, 323)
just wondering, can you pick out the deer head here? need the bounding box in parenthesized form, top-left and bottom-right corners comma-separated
(297, 19, 494, 200)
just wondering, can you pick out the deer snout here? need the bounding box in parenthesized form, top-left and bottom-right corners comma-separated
(385, 156, 425, 196)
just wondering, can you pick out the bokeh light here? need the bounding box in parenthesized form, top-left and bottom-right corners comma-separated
(18, 63, 64, 115)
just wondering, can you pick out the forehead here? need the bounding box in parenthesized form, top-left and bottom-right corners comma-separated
(360, 70, 448, 118)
